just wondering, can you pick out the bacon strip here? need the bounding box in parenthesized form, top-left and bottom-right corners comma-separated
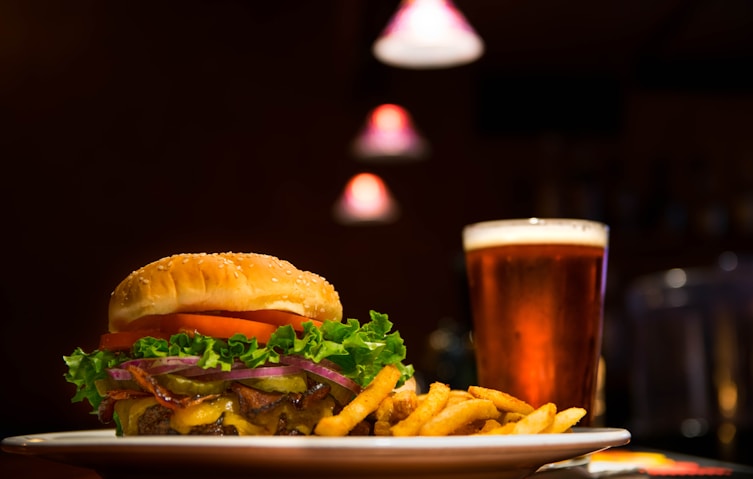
(230, 381, 332, 418)
(125, 364, 219, 410)
(230, 382, 284, 416)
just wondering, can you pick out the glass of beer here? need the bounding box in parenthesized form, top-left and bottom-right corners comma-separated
(462, 218, 608, 426)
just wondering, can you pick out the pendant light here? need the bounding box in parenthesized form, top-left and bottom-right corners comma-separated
(333, 173, 400, 225)
(373, 0, 484, 69)
(351, 103, 427, 162)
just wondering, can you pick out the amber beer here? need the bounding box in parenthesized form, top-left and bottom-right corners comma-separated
(463, 218, 608, 426)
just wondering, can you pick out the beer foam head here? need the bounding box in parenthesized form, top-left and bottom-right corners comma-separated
(463, 218, 608, 250)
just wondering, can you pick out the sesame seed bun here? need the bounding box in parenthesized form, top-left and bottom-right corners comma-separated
(108, 252, 342, 332)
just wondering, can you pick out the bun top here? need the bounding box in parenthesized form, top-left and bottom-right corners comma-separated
(108, 252, 342, 332)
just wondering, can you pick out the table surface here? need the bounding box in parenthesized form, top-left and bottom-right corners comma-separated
(2, 446, 752, 479)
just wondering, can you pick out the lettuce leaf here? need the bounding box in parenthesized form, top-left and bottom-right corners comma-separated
(64, 310, 414, 412)
(63, 347, 120, 412)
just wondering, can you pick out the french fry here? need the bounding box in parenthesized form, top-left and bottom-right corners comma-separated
(500, 411, 526, 424)
(314, 364, 401, 436)
(542, 407, 587, 433)
(468, 385, 534, 415)
(374, 395, 394, 422)
(390, 382, 450, 436)
(512, 402, 556, 434)
(374, 420, 392, 436)
(419, 399, 500, 436)
(482, 421, 516, 435)
(481, 408, 548, 435)
(373, 395, 394, 436)
(450, 420, 488, 435)
(447, 389, 474, 406)
(391, 389, 418, 421)
(478, 419, 504, 433)
(316, 364, 586, 437)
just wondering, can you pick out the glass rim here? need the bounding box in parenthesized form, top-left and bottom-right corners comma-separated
(463, 217, 609, 250)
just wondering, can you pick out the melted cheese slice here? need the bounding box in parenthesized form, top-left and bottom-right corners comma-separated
(114, 393, 335, 435)
(114, 395, 262, 435)
(170, 396, 263, 435)
(114, 397, 159, 436)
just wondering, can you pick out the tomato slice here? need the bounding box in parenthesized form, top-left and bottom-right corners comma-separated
(158, 313, 278, 342)
(227, 310, 322, 330)
(121, 310, 319, 332)
(102, 311, 317, 351)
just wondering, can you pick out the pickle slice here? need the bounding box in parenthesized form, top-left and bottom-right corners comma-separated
(238, 373, 308, 393)
(156, 374, 228, 396)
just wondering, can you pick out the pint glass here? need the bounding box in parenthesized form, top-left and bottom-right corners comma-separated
(463, 218, 608, 426)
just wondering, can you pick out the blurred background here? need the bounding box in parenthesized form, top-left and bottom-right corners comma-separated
(1, 0, 752, 465)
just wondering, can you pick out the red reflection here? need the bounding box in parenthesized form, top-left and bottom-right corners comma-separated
(333, 173, 399, 224)
(371, 104, 408, 131)
(352, 104, 426, 160)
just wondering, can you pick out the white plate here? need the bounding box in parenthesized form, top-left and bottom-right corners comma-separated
(2, 427, 630, 479)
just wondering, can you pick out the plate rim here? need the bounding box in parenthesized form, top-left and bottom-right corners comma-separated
(2, 426, 631, 450)
(2, 427, 631, 479)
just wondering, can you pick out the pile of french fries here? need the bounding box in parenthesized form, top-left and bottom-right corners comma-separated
(314, 364, 587, 437)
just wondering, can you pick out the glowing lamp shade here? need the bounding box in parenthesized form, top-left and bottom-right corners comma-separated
(333, 173, 399, 225)
(373, 0, 484, 69)
(352, 104, 427, 161)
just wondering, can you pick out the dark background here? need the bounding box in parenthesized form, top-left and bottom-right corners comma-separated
(2, 0, 752, 465)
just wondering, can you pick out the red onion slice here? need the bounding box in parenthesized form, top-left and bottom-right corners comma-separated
(108, 356, 203, 380)
(123, 356, 201, 371)
(106, 368, 134, 381)
(194, 365, 302, 381)
(279, 355, 361, 395)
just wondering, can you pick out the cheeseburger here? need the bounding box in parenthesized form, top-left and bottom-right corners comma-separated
(64, 252, 413, 436)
